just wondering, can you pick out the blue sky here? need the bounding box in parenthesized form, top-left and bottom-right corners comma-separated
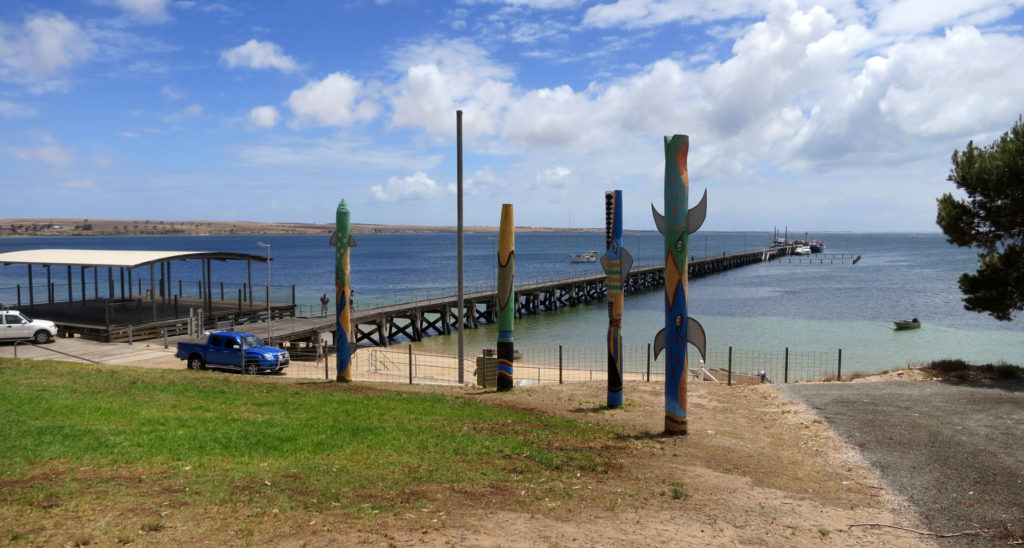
(2, 0, 1023, 231)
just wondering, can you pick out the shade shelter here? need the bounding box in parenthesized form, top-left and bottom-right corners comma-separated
(0, 249, 281, 342)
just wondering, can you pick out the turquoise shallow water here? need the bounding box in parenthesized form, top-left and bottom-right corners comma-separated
(2, 231, 1021, 377)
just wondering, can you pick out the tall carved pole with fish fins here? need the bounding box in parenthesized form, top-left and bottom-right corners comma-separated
(652, 135, 707, 434)
(601, 190, 632, 408)
(331, 199, 356, 382)
(496, 203, 516, 392)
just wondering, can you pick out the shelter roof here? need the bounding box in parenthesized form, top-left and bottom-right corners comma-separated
(0, 249, 269, 268)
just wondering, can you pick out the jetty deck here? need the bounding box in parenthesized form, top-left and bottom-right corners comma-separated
(7, 246, 801, 346)
(266, 247, 785, 348)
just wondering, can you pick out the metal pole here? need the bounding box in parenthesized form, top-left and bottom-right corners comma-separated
(456, 109, 465, 385)
(257, 242, 271, 340)
(558, 344, 563, 384)
(408, 344, 414, 385)
(647, 342, 651, 382)
(728, 345, 733, 386)
(837, 348, 842, 381)
(784, 347, 789, 384)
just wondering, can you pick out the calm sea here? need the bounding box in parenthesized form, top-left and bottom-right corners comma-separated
(2, 232, 1021, 374)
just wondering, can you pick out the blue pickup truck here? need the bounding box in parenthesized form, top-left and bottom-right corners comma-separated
(176, 331, 290, 374)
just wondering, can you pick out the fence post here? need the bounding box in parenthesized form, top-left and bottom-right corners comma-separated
(324, 342, 329, 380)
(558, 344, 563, 384)
(784, 347, 789, 383)
(408, 344, 413, 385)
(728, 345, 732, 386)
(646, 343, 651, 382)
(837, 348, 842, 381)
(128, 324, 133, 345)
(163, 327, 167, 349)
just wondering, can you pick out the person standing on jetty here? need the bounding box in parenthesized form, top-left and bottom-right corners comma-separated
(320, 293, 329, 316)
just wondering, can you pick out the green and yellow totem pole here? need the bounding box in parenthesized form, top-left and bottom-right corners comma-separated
(330, 199, 356, 382)
(496, 203, 516, 392)
(652, 135, 707, 434)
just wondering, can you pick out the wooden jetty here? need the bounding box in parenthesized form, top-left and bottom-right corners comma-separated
(269, 247, 784, 348)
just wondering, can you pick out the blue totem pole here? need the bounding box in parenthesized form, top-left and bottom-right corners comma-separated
(601, 190, 632, 408)
(652, 135, 707, 435)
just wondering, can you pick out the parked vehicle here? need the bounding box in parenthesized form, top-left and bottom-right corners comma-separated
(176, 331, 290, 374)
(0, 310, 57, 343)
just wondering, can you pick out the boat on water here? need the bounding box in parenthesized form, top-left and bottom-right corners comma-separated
(809, 240, 825, 253)
(792, 244, 812, 255)
(569, 250, 600, 263)
(892, 318, 921, 330)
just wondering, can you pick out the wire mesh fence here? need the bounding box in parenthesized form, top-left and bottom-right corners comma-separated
(280, 343, 845, 386)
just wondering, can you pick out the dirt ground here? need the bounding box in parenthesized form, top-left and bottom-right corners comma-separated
(256, 379, 936, 547)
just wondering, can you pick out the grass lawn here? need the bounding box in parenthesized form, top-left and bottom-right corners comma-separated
(0, 359, 619, 544)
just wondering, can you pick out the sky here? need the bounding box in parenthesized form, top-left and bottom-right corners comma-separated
(2, 0, 1023, 232)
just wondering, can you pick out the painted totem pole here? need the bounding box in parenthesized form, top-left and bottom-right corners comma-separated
(496, 203, 516, 392)
(601, 190, 633, 408)
(652, 135, 707, 435)
(330, 199, 356, 382)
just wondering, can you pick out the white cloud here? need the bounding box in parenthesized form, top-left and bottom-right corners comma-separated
(162, 103, 202, 124)
(114, 0, 171, 22)
(875, 0, 1020, 35)
(583, 0, 769, 28)
(0, 100, 37, 118)
(220, 39, 298, 72)
(390, 39, 513, 137)
(0, 12, 97, 92)
(7, 134, 73, 165)
(60, 180, 100, 189)
(249, 105, 280, 128)
(160, 85, 184, 100)
(287, 73, 377, 127)
(370, 172, 447, 201)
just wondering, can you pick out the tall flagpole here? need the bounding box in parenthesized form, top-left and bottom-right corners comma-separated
(457, 110, 465, 385)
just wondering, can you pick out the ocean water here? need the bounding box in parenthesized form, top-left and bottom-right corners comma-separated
(2, 232, 1021, 375)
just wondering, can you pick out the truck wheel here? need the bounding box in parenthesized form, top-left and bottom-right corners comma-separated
(188, 355, 206, 370)
(33, 330, 52, 344)
(244, 360, 259, 375)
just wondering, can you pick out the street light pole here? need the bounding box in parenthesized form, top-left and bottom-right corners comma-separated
(256, 241, 271, 340)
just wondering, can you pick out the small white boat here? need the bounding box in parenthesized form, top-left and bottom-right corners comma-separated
(569, 251, 600, 263)
(792, 245, 811, 255)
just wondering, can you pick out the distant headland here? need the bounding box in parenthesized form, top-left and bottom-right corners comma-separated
(0, 218, 602, 237)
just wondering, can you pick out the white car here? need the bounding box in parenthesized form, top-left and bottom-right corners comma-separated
(1, 310, 57, 343)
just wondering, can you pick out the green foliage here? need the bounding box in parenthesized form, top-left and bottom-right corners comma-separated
(937, 115, 1024, 321)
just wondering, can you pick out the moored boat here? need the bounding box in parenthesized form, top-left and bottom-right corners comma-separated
(569, 250, 600, 263)
(892, 318, 921, 330)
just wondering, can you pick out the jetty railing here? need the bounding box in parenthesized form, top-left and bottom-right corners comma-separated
(283, 343, 846, 385)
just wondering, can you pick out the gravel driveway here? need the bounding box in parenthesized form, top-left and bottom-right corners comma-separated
(783, 379, 1024, 547)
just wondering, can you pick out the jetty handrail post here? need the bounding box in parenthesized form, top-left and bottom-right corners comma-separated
(837, 348, 842, 381)
(784, 347, 789, 384)
(728, 345, 733, 386)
